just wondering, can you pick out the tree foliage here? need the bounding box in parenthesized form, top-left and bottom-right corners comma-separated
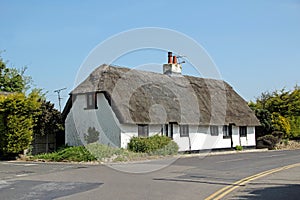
(0, 56, 31, 93)
(0, 54, 64, 157)
(0, 92, 41, 155)
(33, 99, 64, 137)
(250, 86, 300, 138)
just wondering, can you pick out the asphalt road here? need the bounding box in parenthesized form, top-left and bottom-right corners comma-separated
(0, 149, 299, 200)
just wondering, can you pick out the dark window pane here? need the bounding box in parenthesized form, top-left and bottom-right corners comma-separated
(210, 125, 219, 136)
(180, 125, 189, 137)
(138, 125, 149, 137)
(86, 93, 97, 109)
(239, 126, 247, 137)
(223, 125, 230, 138)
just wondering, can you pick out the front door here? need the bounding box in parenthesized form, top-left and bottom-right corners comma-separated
(164, 123, 174, 139)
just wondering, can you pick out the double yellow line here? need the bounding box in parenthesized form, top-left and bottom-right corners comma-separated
(205, 163, 300, 200)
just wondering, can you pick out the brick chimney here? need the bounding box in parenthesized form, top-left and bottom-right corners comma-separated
(163, 52, 182, 75)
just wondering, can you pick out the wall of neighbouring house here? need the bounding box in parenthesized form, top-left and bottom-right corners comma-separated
(65, 93, 121, 147)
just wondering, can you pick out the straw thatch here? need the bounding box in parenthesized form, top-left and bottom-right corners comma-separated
(66, 64, 260, 126)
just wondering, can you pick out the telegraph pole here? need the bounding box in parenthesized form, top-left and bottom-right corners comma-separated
(54, 87, 67, 112)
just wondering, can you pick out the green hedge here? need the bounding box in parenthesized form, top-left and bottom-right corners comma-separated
(127, 134, 178, 155)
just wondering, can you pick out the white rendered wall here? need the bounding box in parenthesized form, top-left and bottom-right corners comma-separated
(120, 124, 163, 148)
(66, 94, 256, 150)
(174, 125, 256, 151)
(65, 93, 121, 147)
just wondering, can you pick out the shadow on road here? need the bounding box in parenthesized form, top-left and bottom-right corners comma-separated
(0, 180, 102, 200)
(238, 184, 300, 200)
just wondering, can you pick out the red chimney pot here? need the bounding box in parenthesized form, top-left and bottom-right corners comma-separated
(173, 56, 177, 64)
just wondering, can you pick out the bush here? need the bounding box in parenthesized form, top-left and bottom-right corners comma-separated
(0, 92, 41, 156)
(257, 134, 279, 150)
(127, 134, 178, 155)
(235, 145, 243, 151)
(150, 141, 179, 156)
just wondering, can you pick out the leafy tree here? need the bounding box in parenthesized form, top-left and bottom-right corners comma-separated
(0, 92, 41, 155)
(289, 116, 300, 138)
(0, 55, 32, 93)
(33, 99, 64, 137)
(250, 86, 300, 138)
(271, 112, 291, 138)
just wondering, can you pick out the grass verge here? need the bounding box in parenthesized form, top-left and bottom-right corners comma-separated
(27, 143, 177, 163)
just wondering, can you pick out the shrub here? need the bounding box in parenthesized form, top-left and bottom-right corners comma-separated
(0, 92, 41, 156)
(127, 134, 178, 155)
(257, 134, 279, 150)
(235, 145, 243, 151)
(150, 141, 179, 156)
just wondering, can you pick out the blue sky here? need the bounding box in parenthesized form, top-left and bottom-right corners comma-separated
(1, 0, 299, 109)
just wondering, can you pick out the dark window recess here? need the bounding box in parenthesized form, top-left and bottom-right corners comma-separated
(239, 126, 247, 137)
(138, 124, 149, 137)
(86, 93, 97, 109)
(223, 125, 230, 138)
(180, 125, 189, 137)
(210, 125, 219, 136)
(169, 123, 175, 139)
(164, 124, 168, 136)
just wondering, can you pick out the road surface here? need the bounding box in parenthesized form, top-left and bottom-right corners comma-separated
(0, 149, 299, 200)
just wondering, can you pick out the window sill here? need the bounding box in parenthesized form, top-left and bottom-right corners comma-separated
(84, 107, 98, 110)
(223, 136, 231, 139)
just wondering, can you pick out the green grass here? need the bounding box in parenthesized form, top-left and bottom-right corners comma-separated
(29, 142, 179, 163)
(29, 144, 147, 162)
(235, 145, 243, 151)
(31, 146, 96, 162)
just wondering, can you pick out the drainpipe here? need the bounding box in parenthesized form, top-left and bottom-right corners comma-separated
(188, 134, 191, 153)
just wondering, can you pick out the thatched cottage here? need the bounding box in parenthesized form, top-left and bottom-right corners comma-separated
(63, 52, 260, 151)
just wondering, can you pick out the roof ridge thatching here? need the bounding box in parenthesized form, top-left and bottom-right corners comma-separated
(67, 65, 260, 126)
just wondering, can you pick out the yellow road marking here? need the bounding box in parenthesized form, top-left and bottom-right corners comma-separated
(205, 163, 300, 200)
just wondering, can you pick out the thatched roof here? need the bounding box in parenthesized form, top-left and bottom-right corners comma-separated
(67, 64, 260, 126)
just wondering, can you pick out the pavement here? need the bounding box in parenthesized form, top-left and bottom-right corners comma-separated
(0, 149, 299, 200)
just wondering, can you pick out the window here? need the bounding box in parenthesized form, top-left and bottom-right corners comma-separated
(138, 124, 149, 137)
(180, 125, 189, 137)
(239, 126, 247, 137)
(210, 125, 219, 136)
(86, 93, 97, 109)
(223, 125, 230, 139)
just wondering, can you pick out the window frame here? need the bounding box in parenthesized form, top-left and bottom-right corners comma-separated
(239, 126, 247, 137)
(210, 125, 219, 136)
(223, 125, 230, 139)
(85, 92, 98, 110)
(180, 125, 189, 137)
(138, 124, 149, 137)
